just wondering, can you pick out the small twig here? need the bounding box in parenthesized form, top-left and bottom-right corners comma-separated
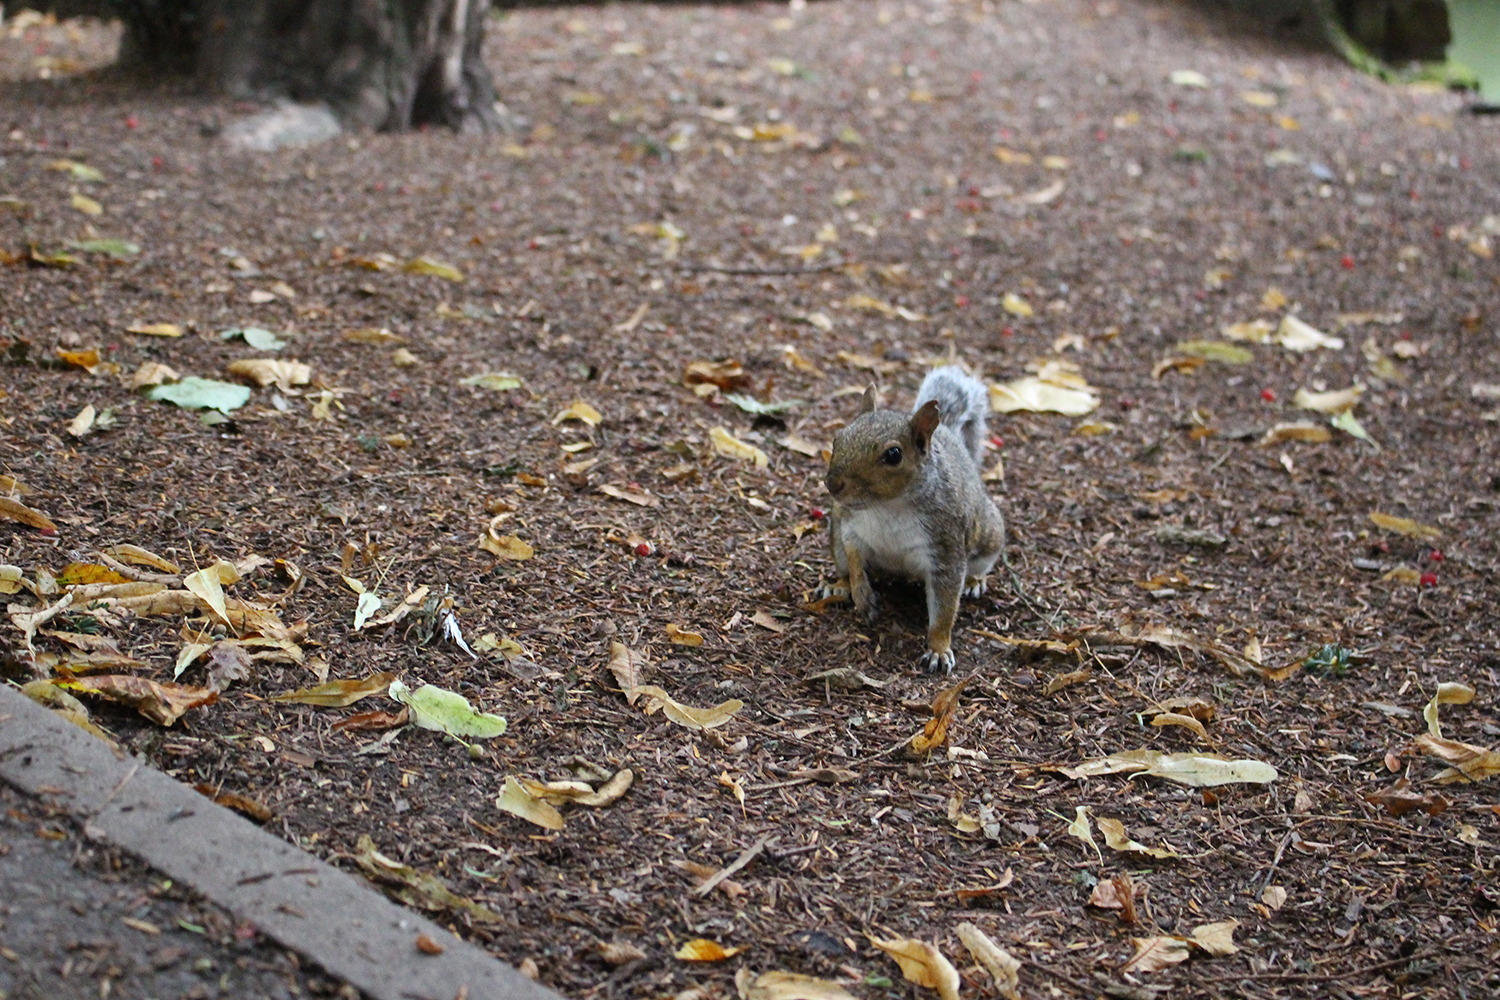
(1027, 960, 1098, 995)
(94, 551, 181, 585)
(1204, 947, 1440, 985)
(1257, 828, 1296, 897)
(672, 260, 851, 276)
(692, 834, 776, 897)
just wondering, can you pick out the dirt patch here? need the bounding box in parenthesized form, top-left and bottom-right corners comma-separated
(1, 0, 1498, 998)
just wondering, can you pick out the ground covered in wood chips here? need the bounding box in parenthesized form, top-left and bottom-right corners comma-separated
(2, 1, 1500, 997)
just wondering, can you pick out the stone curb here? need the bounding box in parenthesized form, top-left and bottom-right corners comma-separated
(0, 685, 559, 1000)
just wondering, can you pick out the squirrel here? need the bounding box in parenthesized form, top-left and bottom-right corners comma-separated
(823, 366, 1006, 674)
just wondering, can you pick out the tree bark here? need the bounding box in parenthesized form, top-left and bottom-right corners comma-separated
(110, 0, 501, 132)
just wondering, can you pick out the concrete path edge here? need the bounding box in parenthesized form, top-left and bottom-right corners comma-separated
(0, 685, 559, 1000)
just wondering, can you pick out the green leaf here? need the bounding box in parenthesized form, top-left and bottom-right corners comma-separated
(389, 679, 507, 739)
(221, 327, 287, 351)
(404, 256, 464, 282)
(1174, 340, 1254, 364)
(723, 393, 803, 415)
(460, 372, 524, 391)
(67, 239, 141, 258)
(1331, 409, 1379, 448)
(146, 377, 252, 413)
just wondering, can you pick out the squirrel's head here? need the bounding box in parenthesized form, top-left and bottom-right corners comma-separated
(824, 386, 942, 507)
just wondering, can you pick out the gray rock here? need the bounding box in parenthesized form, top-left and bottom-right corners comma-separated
(223, 102, 342, 152)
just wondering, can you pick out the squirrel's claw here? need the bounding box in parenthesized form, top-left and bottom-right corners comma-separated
(819, 578, 852, 602)
(918, 649, 956, 675)
(962, 576, 988, 600)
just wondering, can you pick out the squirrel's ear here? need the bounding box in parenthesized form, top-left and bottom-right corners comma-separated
(910, 400, 941, 453)
(859, 385, 878, 414)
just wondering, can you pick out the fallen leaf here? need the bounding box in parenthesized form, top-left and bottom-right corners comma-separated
(683, 359, 751, 391)
(130, 362, 179, 389)
(633, 684, 742, 730)
(0, 496, 58, 533)
(496, 775, 566, 830)
(460, 372, 523, 391)
(415, 934, 444, 955)
(608, 641, 648, 702)
(126, 322, 183, 338)
(1122, 936, 1193, 974)
(181, 567, 231, 627)
(227, 358, 311, 390)
(1363, 786, 1449, 817)
(750, 611, 785, 633)
(1412, 734, 1500, 783)
(1259, 422, 1332, 445)
(479, 527, 535, 560)
(954, 923, 1021, 1000)
(404, 256, 464, 281)
(1088, 873, 1137, 923)
(60, 675, 217, 726)
(352, 590, 381, 629)
(1150, 711, 1210, 743)
(272, 672, 396, 707)
(344, 327, 406, 344)
(388, 679, 507, 739)
(221, 326, 287, 351)
(599, 483, 659, 507)
(1261, 885, 1288, 910)
(48, 158, 104, 181)
(69, 238, 139, 258)
(1369, 511, 1440, 540)
(146, 377, 252, 413)
(364, 585, 430, 630)
(1424, 682, 1475, 739)
(989, 376, 1098, 416)
(1175, 340, 1253, 364)
(331, 707, 410, 732)
(1293, 386, 1361, 414)
(1275, 314, 1343, 351)
(911, 676, 966, 753)
(666, 623, 704, 646)
(1098, 816, 1180, 858)
(70, 192, 103, 216)
(1066, 805, 1103, 864)
(521, 768, 634, 808)
(66, 404, 97, 438)
(869, 937, 960, 1000)
(552, 399, 603, 426)
(675, 939, 745, 962)
(1055, 749, 1278, 786)
(1190, 920, 1239, 957)
(735, 970, 859, 1000)
(711, 427, 769, 468)
(1331, 409, 1377, 447)
(351, 835, 503, 923)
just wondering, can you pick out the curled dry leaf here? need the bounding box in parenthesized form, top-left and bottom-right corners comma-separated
(1150, 711, 1211, 742)
(227, 358, 312, 390)
(271, 672, 396, 707)
(0, 496, 58, 533)
(520, 768, 634, 808)
(868, 936, 961, 1000)
(1088, 873, 1137, 924)
(1097, 817, 1180, 859)
(332, 707, 410, 732)
(1293, 386, 1362, 414)
(675, 939, 745, 962)
(911, 676, 966, 753)
(1259, 422, 1332, 445)
(1054, 749, 1278, 787)
(126, 322, 182, 338)
(1121, 936, 1193, 974)
(181, 566, 232, 627)
(1275, 314, 1343, 351)
(710, 427, 769, 468)
(1066, 805, 1103, 865)
(60, 675, 218, 727)
(1364, 785, 1449, 817)
(955, 923, 1022, 1000)
(735, 969, 858, 1000)
(496, 775, 566, 830)
(102, 543, 180, 573)
(608, 640, 648, 703)
(552, 399, 603, 426)
(1424, 682, 1476, 739)
(600, 942, 648, 966)
(351, 835, 503, 924)
(599, 483, 659, 507)
(683, 359, 751, 391)
(633, 684, 743, 730)
(989, 376, 1098, 416)
(1369, 511, 1441, 540)
(1412, 734, 1500, 783)
(666, 623, 704, 646)
(403, 256, 464, 281)
(480, 514, 534, 560)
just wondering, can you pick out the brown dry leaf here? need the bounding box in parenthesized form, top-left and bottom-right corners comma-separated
(496, 775, 566, 830)
(675, 939, 746, 962)
(1259, 422, 1332, 445)
(227, 358, 312, 390)
(0, 474, 32, 496)
(1097, 816, 1180, 859)
(102, 543, 180, 573)
(1424, 681, 1476, 739)
(552, 399, 603, 426)
(1066, 805, 1104, 864)
(1152, 697, 1215, 722)
(1369, 511, 1441, 541)
(1362, 786, 1449, 817)
(600, 942, 648, 966)
(868, 936, 960, 1000)
(634, 684, 743, 730)
(1150, 711, 1211, 742)
(351, 835, 503, 925)
(1121, 936, 1193, 974)
(181, 566, 232, 627)
(130, 361, 179, 388)
(365, 585, 430, 630)
(735, 970, 858, 1000)
(344, 326, 405, 344)
(599, 483, 660, 507)
(608, 641, 648, 703)
(1042, 668, 1091, 695)
(1261, 885, 1288, 910)
(749, 611, 785, 633)
(332, 707, 410, 732)
(683, 359, 751, 391)
(780, 433, 822, 458)
(1152, 355, 1207, 378)
(194, 784, 273, 823)
(61, 675, 218, 726)
(0, 496, 58, 533)
(666, 623, 705, 646)
(911, 676, 966, 753)
(272, 672, 396, 707)
(710, 427, 769, 468)
(781, 345, 823, 375)
(126, 322, 182, 338)
(479, 513, 534, 560)
(1088, 873, 1137, 923)
(1190, 920, 1240, 956)
(954, 923, 1021, 1000)
(1054, 749, 1278, 786)
(1412, 734, 1500, 783)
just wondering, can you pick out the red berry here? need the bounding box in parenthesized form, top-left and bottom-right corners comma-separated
(373, 181, 385, 191)
(810, 507, 826, 520)
(954, 295, 970, 308)
(1001, 326, 1015, 337)
(1420, 572, 1437, 587)
(1340, 255, 1354, 270)
(990, 436, 1004, 449)
(151, 156, 163, 170)
(125, 115, 139, 129)
(635, 542, 652, 556)
(1119, 398, 1136, 410)
(1261, 388, 1276, 402)
(1429, 549, 1445, 562)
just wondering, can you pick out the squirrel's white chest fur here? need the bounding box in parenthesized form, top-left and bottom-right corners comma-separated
(842, 501, 934, 579)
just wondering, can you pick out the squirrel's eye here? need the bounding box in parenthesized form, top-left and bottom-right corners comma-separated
(880, 446, 902, 466)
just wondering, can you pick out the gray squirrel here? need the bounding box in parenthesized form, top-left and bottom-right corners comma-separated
(823, 366, 1006, 674)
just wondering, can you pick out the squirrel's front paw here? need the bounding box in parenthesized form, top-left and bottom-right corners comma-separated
(963, 576, 988, 600)
(917, 648, 956, 675)
(818, 578, 852, 602)
(855, 590, 881, 624)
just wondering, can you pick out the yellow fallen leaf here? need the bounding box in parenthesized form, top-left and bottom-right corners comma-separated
(633, 684, 742, 730)
(735, 970, 859, 1000)
(666, 623, 704, 646)
(1122, 936, 1193, 973)
(126, 322, 183, 338)
(130, 361, 179, 388)
(1001, 292, 1033, 317)
(710, 427, 769, 468)
(1097, 816, 1180, 858)
(403, 256, 464, 282)
(954, 923, 1021, 1000)
(1369, 511, 1440, 540)
(1293, 386, 1362, 414)
(1423, 681, 1475, 739)
(1190, 919, 1240, 956)
(71, 192, 103, 216)
(607, 641, 647, 703)
(552, 400, 602, 426)
(1259, 422, 1331, 445)
(67, 404, 97, 438)
(868, 937, 960, 1000)
(227, 358, 311, 390)
(181, 567, 231, 627)
(479, 532, 534, 560)
(496, 775, 565, 830)
(675, 939, 745, 962)
(1066, 805, 1103, 864)
(989, 377, 1098, 416)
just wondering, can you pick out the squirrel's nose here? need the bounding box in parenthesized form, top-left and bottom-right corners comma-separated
(825, 473, 845, 497)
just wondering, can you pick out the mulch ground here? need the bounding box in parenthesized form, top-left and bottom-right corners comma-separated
(2, 1, 1498, 998)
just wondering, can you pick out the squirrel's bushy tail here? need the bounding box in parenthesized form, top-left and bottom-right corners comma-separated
(914, 366, 989, 469)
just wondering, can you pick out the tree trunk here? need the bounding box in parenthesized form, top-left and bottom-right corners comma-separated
(110, 0, 501, 132)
